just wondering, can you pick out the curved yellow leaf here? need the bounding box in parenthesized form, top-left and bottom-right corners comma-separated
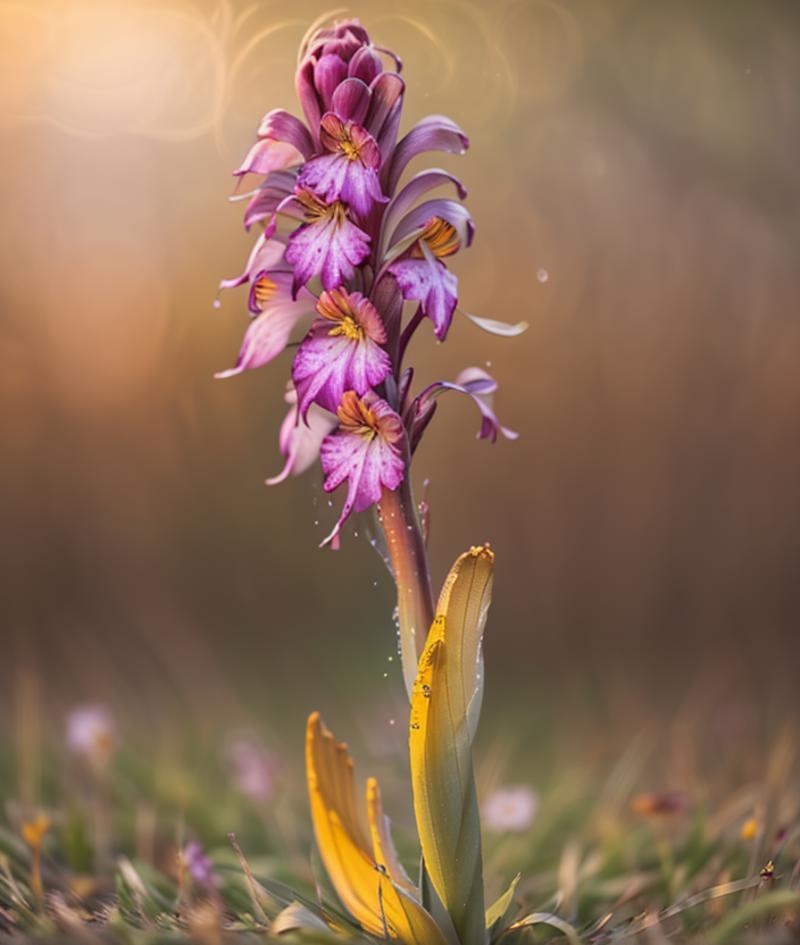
(367, 777, 416, 895)
(409, 545, 495, 945)
(306, 713, 448, 945)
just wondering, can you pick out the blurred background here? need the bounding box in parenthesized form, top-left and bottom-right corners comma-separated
(2, 0, 800, 782)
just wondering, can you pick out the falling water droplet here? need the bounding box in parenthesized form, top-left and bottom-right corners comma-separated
(537, 268, 549, 283)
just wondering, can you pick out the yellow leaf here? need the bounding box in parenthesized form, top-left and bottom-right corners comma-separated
(410, 545, 495, 945)
(306, 713, 447, 945)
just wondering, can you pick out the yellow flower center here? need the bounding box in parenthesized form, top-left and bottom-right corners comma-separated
(328, 315, 364, 342)
(298, 190, 346, 224)
(253, 276, 277, 308)
(340, 136, 360, 162)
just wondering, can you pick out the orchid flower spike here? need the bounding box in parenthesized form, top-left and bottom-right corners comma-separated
(217, 15, 524, 552)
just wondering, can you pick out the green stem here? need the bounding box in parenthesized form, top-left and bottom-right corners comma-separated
(378, 476, 434, 699)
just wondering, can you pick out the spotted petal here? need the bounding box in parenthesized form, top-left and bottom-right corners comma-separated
(319, 391, 404, 546)
(286, 202, 371, 295)
(292, 290, 391, 416)
(389, 243, 458, 340)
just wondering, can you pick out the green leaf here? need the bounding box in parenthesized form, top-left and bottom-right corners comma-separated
(504, 911, 582, 945)
(706, 889, 800, 945)
(487, 873, 521, 941)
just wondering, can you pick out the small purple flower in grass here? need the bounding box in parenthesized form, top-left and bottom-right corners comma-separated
(298, 113, 386, 219)
(292, 288, 391, 416)
(320, 390, 405, 546)
(184, 841, 215, 889)
(266, 385, 336, 485)
(284, 190, 371, 296)
(227, 738, 280, 802)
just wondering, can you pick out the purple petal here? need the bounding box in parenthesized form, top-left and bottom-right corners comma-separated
(348, 46, 383, 84)
(241, 170, 300, 229)
(292, 331, 390, 415)
(388, 245, 458, 340)
(257, 109, 314, 159)
(267, 396, 336, 485)
(366, 73, 405, 162)
(379, 170, 466, 256)
(218, 236, 287, 295)
(295, 58, 322, 146)
(330, 77, 371, 124)
(292, 294, 390, 415)
(387, 198, 474, 254)
(285, 212, 370, 295)
(314, 53, 348, 110)
(215, 299, 313, 378)
(298, 152, 385, 219)
(386, 115, 469, 194)
(234, 138, 301, 178)
(417, 368, 518, 443)
(319, 393, 405, 545)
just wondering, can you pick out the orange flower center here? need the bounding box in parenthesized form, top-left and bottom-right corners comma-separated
(253, 275, 277, 308)
(337, 391, 380, 439)
(418, 217, 460, 258)
(297, 190, 347, 225)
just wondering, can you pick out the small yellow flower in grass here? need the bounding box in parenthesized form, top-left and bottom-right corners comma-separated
(741, 817, 758, 841)
(21, 813, 50, 900)
(21, 813, 50, 849)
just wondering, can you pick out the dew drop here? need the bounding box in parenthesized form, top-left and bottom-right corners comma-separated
(212, 298, 221, 309)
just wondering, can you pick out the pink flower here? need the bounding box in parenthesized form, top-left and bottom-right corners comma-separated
(482, 786, 538, 833)
(227, 738, 280, 802)
(292, 288, 391, 416)
(319, 391, 405, 545)
(66, 705, 116, 761)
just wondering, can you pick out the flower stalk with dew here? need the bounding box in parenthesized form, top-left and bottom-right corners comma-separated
(217, 16, 529, 945)
(218, 18, 523, 695)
